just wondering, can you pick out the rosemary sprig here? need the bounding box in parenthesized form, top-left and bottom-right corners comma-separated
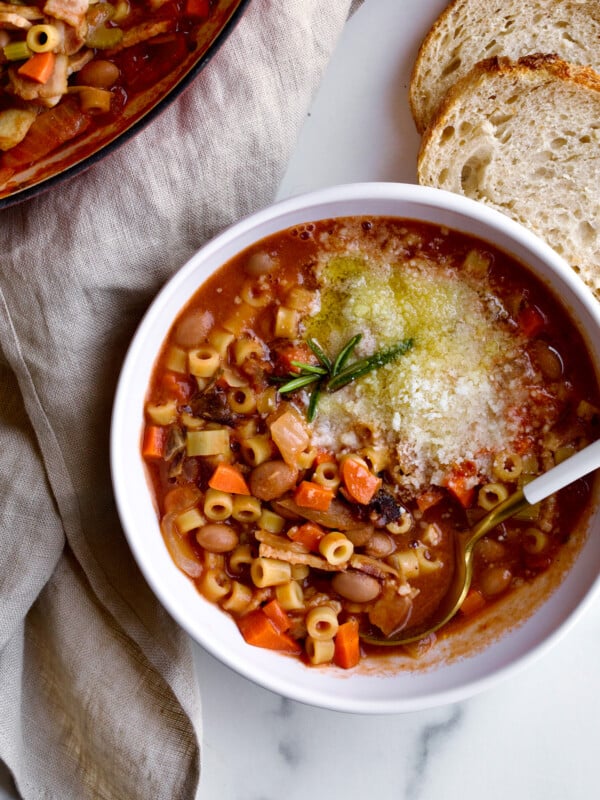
(327, 338, 414, 391)
(307, 338, 332, 372)
(274, 334, 414, 421)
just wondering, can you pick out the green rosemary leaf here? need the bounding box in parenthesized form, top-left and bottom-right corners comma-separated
(327, 338, 414, 392)
(290, 360, 328, 376)
(278, 373, 321, 393)
(270, 334, 414, 420)
(307, 383, 321, 422)
(332, 333, 362, 376)
(307, 338, 332, 371)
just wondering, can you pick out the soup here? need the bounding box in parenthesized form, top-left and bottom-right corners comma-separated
(0, 0, 217, 186)
(142, 217, 600, 668)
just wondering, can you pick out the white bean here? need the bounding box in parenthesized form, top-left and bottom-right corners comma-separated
(332, 571, 381, 603)
(196, 523, 239, 553)
(245, 251, 276, 276)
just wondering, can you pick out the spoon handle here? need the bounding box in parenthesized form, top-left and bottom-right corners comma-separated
(523, 438, 600, 506)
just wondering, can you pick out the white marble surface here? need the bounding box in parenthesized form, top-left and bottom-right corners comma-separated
(3, 1, 600, 797)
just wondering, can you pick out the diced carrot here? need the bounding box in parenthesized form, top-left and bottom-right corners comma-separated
(186, 0, 210, 17)
(333, 618, 360, 669)
(315, 450, 336, 465)
(445, 475, 475, 509)
(340, 457, 381, 505)
(262, 599, 291, 633)
(293, 481, 334, 511)
(288, 522, 325, 552)
(237, 609, 301, 654)
(444, 462, 477, 509)
(161, 371, 193, 402)
(459, 588, 486, 617)
(208, 463, 250, 495)
(273, 342, 317, 374)
(518, 304, 546, 337)
(142, 425, 166, 460)
(416, 487, 445, 513)
(18, 52, 56, 84)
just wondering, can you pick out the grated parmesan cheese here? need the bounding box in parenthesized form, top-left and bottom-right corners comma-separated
(305, 223, 541, 492)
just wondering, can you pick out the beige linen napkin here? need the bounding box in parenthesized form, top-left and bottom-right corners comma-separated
(0, 2, 352, 797)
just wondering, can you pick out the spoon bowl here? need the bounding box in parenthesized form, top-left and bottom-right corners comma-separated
(361, 438, 600, 647)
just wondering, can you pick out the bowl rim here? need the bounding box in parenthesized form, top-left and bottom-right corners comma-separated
(111, 181, 600, 713)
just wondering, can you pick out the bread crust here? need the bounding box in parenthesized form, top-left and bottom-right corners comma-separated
(417, 55, 600, 296)
(410, 0, 600, 133)
(419, 54, 600, 156)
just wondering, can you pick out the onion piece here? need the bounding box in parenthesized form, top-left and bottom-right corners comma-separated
(271, 496, 368, 531)
(161, 511, 202, 578)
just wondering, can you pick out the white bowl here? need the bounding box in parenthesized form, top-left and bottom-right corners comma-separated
(111, 182, 600, 713)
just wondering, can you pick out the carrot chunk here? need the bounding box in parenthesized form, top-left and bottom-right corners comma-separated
(460, 588, 486, 617)
(333, 618, 360, 669)
(161, 371, 193, 402)
(262, 599, 292, 633)
(314, 450, 336, 465)
(142, 425, 166, 460)
(238, 609, 301, 653)
(445, 475, 475, 509)
(443, 462, 477, 509)
(293, 480, 334, 511)
(416, 487, 444, 513)
(18, 52, 56, 84)
(208, 463, 250, 495)
(288, 522, 325, 552)
(340, 457, 381, 505)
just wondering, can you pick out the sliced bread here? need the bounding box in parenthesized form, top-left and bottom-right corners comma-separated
(417, 55, 600, 296)
(410, 0, 600, 133)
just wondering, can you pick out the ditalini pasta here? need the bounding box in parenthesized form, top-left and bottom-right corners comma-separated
(142, 217, 600, 669)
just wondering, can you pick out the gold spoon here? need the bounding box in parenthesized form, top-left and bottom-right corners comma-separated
(361, 438, 600, 647)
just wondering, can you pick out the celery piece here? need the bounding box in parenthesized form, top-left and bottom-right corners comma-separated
(3, 41, 33, 61)
(85, 25, 123, 49)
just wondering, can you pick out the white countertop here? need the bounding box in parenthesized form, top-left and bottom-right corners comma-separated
(2, 1, 600, 797)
